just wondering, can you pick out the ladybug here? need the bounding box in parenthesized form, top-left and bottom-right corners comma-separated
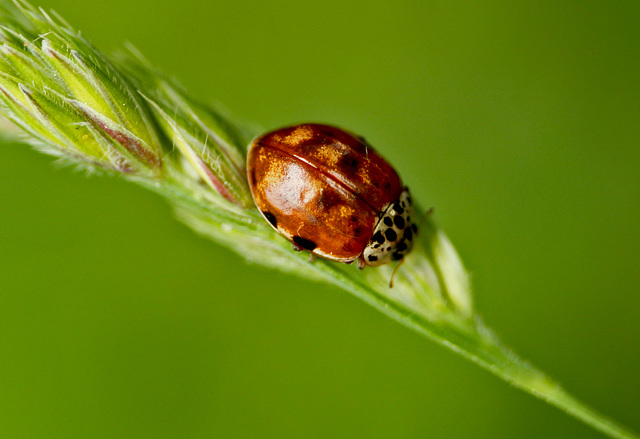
(247, 123, 417, 269)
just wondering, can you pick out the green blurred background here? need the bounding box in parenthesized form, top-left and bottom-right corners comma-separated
(1, 0, 639, 437)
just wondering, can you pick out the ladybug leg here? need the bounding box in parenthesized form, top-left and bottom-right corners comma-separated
(292, 243, 316, 262)
(357, 256, 366, 270)
(293, 244, 316, 262)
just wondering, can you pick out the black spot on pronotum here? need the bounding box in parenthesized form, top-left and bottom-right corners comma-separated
(392, 252, 404, 261)
(383, 217, 393, 227)
(393, 216, 405, 229)
(262, 211, 277, 228)
(293, 236, 317, 251)
(404, 227, 413, 241)
(396, 241, 408, 252)
(385, 228, 397, 242)
(372, 231, 385, 244)
(411, 224, 418, 233)
(393, 202, 404, 214)
(368, 255, 378, 262)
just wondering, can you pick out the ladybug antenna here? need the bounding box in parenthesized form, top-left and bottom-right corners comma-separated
(418, 206, 435, 228)
(388, 257, 405, 288)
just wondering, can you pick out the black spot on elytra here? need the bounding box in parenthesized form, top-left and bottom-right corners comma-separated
(393, 203, 404, 214)
(372, 231, 385, 244)
(262, 211, 277, 228)
(353, 226, 363, 237)
(404, 228, 413, 241)
(383, 217, 393, 227)
(385, 228, 397, 242)
(320, 128, 336, 138)
(384, 182, 391, 189)
(317, 191, 342, 210)
(394, 216, 405, 229)
(337, 154, 360, 176)
(368, 255, 378, 262)
(293, 236, 317, 251)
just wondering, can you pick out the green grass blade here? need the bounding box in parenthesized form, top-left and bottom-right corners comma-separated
(0, 1, 636, 438)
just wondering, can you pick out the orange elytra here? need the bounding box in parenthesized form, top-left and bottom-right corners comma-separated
(247, 123, 417, 269)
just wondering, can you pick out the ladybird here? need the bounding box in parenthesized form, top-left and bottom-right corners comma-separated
(247, 123, 417, 269)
